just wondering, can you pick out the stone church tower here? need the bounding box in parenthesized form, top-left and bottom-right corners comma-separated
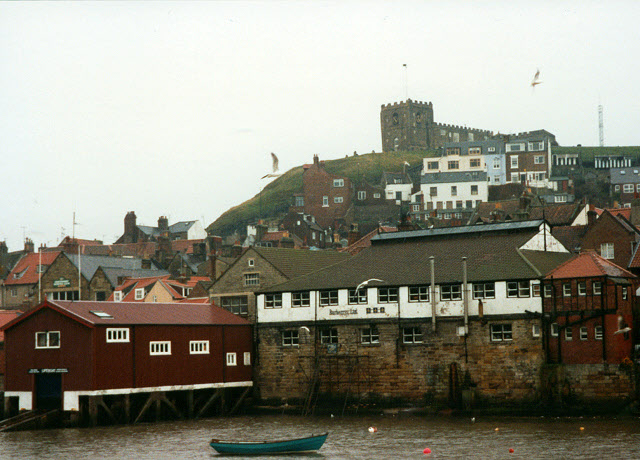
(380, 99, 494, 153)
(380, 99, 434, 153)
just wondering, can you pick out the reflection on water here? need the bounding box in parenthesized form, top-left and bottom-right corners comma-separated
(1, 414, 640, 459)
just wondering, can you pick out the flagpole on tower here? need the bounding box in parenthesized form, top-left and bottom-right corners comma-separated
(403, 64, 408, 100)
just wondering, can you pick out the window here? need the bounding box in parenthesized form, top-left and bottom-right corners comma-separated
(532, 283, 541, 297)
(473, 283, 495, 299)
(469, 147, 481, 155)
(622, 286, 628, 300)
(466, 200, 473, 208)
(551, 323, 559, 337)
(361, 327, 380, 344)
(10, 288, 17, 297)
(295, 196, 304, 207)
(428, 161, 439, 170)
(221, 296, 248, 315)
(470, 158, 481, 168)
(35, 331, 60, 349)
(190, 340, 210, 354)
(333, 179, 344, 187)
(562, 283, 571, 297)
(320, 328, 338, 344)
(135, 288, 145, 300)
(409, 286, 430, 302)
(507, 281, 530, 298)
(378, 287, 399, 303)
(244, 273, 260, 286)
(226, 352, 237, 366)
(623, 184, 634, 193)
(470, 185, 478, 195)
(106, 328, 129, 343)
(319, 290, 338, 306)
(491, 324, 513, 342)
(348, 288, 367, 304)
(403, 327, 423, 344)
(529, 141, 544, 151)
(358, 191, 366, 200)
(265, 293, 282, 308)
(593, 281, 602, 295)
(48, 291, 79, 301)
(441, 284, 462, 301)
(334, 196, 344, 204)
(430, 186, 437, 197)
(451, 186, 457, 196)
(150, 341, 171, 355)
(534, 155, 545, 164)
(292, 291, 310, 307)
(510, 155, 519, 168)
(446, 147, 461, 155)
(373, 193, 381, 199)
(412, 204, 421, 212)
(322, 196, 329, 207)
(510, 172, 519, 183)
(248, 258, 255, 267)
(506, 143, 524, 152)
(614, 185, 620, 192)
(244, 352, 251, 365)
(578, 282, 586, 296)
(493, 158, 500, 169)
(282, 330, 299, 347)
(532, 324, 541, 338)
(565, 327, 573, 341)
(595, 325, 603, 340)
(580, 327, 588, 341)
(448, 160, 459, 170)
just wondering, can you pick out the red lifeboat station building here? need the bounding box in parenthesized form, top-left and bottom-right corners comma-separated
(2, 300, 252, 423)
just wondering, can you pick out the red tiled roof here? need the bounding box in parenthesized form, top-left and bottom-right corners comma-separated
(340, 227, 397, 255)
(595, 207, 631, 220)
(3, 251, 62, 286)
(261, 231, 289, 242)
(171, 239, 205, 254)
(2, 301, 249, 329)
(0, 310, 21, 342)
(546, 250, 636, 279)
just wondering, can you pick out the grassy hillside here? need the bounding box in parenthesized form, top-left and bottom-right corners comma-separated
(206, 150, 436, 237)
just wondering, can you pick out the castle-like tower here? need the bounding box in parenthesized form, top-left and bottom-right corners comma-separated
(380, 99, 493, 153)
(380, 99, 434, 153)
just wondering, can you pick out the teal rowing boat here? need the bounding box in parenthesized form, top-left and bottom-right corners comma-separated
(210, 432, 328, 455)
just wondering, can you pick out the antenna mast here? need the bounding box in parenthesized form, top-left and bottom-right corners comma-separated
(598, 105, 604, 147)
(403, 64, 408, 100)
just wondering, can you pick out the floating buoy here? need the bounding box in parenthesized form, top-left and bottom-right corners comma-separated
(495, 428, 499, 432)
(368, 426, 377, 433)
(423, 447, 431, 454)
(509, 448, 514, 453)
(471, 417, 476, 423)
(580, 427, 585, 431)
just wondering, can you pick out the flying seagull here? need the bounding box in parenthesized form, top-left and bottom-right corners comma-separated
(531, 68, 542, 87)
(271, 152, 279, 173)
(356, 278, 384, 292)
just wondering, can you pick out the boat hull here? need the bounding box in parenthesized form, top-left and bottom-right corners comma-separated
(210, 432, 328, 455)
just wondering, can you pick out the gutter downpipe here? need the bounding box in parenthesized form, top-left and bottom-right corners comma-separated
(430, 256, 436, 332)
(463, 257, 469, 336)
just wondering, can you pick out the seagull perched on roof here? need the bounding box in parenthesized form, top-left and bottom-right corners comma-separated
(356, 278, 384, 293)
(531, 68, 542, 88)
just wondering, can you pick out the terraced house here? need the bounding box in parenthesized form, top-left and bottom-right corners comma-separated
(254, 221, 574, 409)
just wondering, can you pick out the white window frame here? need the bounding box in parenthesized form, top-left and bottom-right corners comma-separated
(334, 196, 344, 204)
(361, 327, 380, 345)
(348, 288, 367, 305)
(563, 283, 571, 297)
(226, 352, 237, 366)
(320, 328, 338, 344)
(244, 351, 251, 365)
(402, 327, 423, 344)
(580, 327, 588, 341)
(534, 155, 545, 164)
(623, 184, 634, 193)
(333, 179, 344, 187)
(600, 243, 614, 259)
(106, 328, 130, 343)
(623, 286, 628, 300)
(322, 196, 329, 207)
(35, 331, 60, 349)
(595, 325, 603, 340)
(265, 293, 283, 308)
(150, 341, 171, 355)
(373, 193, 381, 199)
(565, 327, 573, 341)
(244, 273, 260, 286)
(441, 284, 462, 301)
(113, 291, 123, 302)
(532, 324, 541, 338)
(408, 286, 430, 302)
(506, 142, 525, 152)
(319, 290, 338, 306)
(490, 324, 513, 342)
(593, 281, 602, 295)
(190, 340, 210, 354)
(510, 155, 519, 168)
(358, 191, 366, 200)
(473, 282, 495, 299)
(378, 287, 399, 303)
(469, 147, 481, 155)
(292, 291, 310, 307)
(528, 141, 544, 151)
(135, 288, 145, 300)
(551, 323, 559, 337)
(248, 258, 255, 267)
(578, 282, 587, 296)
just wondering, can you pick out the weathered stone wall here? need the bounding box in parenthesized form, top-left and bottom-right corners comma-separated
(256, 316, 544, 406)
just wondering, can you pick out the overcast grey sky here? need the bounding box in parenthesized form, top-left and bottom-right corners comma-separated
(2, 1, 639, 250)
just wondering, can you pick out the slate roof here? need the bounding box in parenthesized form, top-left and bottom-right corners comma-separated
(251, 247, 351, 279)
(261, 226, 573, 293)
(67, 254, 159, 281)
(4, 251, 62, 286)
(1, 301, 249, 330)
(610, 168, 640, 185)
(546, 251, 636, 280)
(528, 202, 584, 226)
(99, 267, 170, 288)
(551, 225, 588, 253)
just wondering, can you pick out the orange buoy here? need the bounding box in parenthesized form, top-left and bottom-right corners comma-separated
(423, 447, 431, 454)
(509, 448, 514, 453)
(368, 426, 377, 433)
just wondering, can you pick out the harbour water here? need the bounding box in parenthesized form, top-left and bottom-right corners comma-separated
(1, 414, 640, 459)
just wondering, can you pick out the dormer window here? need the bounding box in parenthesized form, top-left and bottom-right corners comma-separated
(113, 291, 123, 302)
(135, 288, 145, 300)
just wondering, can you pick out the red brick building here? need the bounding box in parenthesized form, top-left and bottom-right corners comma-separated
(2, 300, 252, 419)
(542, 251, 636, 365)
